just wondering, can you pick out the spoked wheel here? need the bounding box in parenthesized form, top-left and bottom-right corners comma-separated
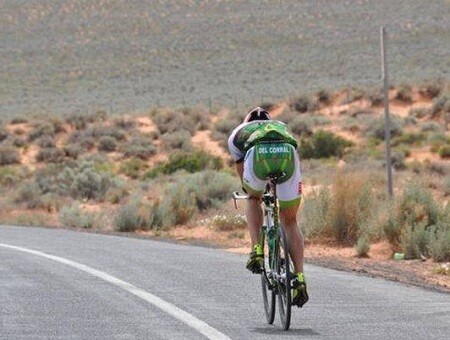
(276, 227, 292, 330)
(260, 232, 276, 324)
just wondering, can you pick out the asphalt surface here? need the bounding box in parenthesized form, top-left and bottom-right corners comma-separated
(1, 225, 449, 339)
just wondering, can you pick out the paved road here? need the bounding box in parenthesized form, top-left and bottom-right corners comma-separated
(1, 226, 449, 339)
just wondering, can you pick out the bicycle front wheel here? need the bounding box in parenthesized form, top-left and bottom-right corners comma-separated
(260, 231, 276, 324)
(277, 226, 292, 330)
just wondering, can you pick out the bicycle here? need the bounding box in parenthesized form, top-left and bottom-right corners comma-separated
(233, 173, 294, 330)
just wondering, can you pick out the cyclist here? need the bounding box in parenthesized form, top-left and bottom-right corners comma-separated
(228, 107, 309, 307)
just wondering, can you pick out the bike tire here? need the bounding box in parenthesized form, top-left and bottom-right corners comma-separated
(277, 226, 292, 330)
(260, 231, 276, 324)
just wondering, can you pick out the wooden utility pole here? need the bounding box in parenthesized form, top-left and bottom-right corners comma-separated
(380, 27, 394, 198)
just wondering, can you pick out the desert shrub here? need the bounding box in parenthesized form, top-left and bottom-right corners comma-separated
(59, 203, 95, 229)
(182, 106, 211, 131)
(355, 235, 371, 258)
(145, 150, 223, 178)
(154, 171, 238, 227)
(301, 171, 373, 245)
(152, 108, 197, 134)
(443, 176, 450, 196)
(98, 136, 117, 152)
(428, 225, 450, 261)
(0, 126, 8, 142)
(120, 158, 148, 179)
(0, 166, 21, 186)
(36, 136, 56, 148)
(409, 107, 430, 119)
(65, 112, 98, 130)
(10, 117, 28, 124)
(33, 161, 120, 202)
(28, 123, 56, 141)
(15, 182, 62, 211)
(419, 82, 442, 99)
(365, 88, 384, 106)
(395, 84, 413, 103)
(366, 115, 404, 140)
(316, 89, 332, 105)
(289, 95, 317, 113)
(66, 130, 96, 151)
(90, 125, 127, 141)
(160, 130, 193, 151)
(341, 87, 365, 104)
(114, 198, 156, 232)
(389, 150, 407, 170)
(421, 122, 444, 134)
(327, 171, 373, 244)
(0, 145, 20, 165)
(114, 118, 137, 131)
(392, 132, 425, 147)
(299, 130, 352, 159)
(289, 117, 313, 137)
(210, 213, 247, 231)
(36, 147, 65, 163)
(120, 135, 157, 159)
(301, 187, 332, 240)
(12, 136, 27, 148)
(431, 95, 450, 118)
(383, 181, 449, 260)
(63, 144, 83, 159)
(438, 146, 450, 159)
(105, 186, 129, 204)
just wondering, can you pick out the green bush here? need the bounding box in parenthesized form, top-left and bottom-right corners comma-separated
(146, 150, 223, 178)
(299, 130, 352, 159)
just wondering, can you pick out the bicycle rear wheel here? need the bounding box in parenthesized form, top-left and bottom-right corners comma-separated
(260, 231, 276, 324)
(276, 226, 292, 330)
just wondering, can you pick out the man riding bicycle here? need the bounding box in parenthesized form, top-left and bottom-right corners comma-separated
(228, 107, 309, 307)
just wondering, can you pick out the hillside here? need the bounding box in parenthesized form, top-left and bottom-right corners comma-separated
(1, 82, 450, 291)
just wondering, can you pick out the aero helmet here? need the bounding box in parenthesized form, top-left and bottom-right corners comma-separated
(244, 107, 271, 123)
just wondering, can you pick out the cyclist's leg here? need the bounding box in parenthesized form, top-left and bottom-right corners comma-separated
(277, 152, 304, 273)
(242, 147, 266, 245)
(278, 156, 308, 306)
(242, 147, 267, 272)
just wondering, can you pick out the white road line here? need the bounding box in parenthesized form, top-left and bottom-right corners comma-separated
(0, 243, 231, 340)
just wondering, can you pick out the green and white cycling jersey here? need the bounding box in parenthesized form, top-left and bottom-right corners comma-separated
(228, 120, 302, 207)
(228, 120, 298, 162)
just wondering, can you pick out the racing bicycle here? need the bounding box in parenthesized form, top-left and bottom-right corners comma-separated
(233, 173, 294, 330)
